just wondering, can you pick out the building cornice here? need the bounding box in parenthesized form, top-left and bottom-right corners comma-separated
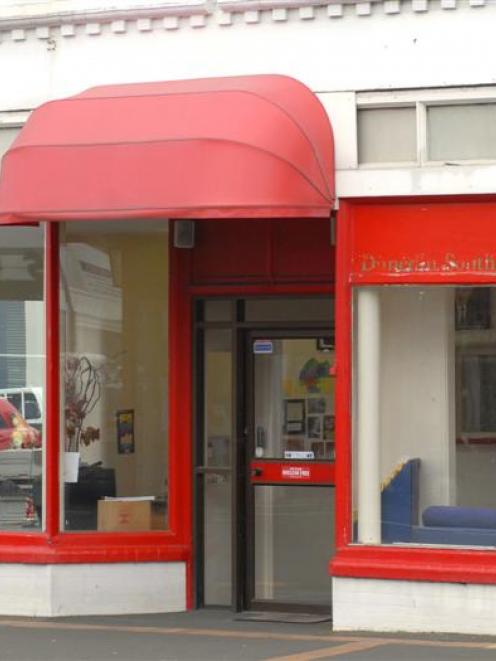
(0, 0, 489, 36)
(0, 2, 210, 28)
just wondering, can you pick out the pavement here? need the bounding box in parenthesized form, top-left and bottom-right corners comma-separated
(1, 609, 496, 661)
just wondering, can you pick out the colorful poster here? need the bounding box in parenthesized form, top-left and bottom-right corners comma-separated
(117, 409, 135, 454)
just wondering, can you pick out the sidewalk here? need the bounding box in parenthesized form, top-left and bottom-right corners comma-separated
(1, 609, 496, 661)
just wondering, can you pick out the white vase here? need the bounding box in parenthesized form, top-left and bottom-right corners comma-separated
(64, 451, 80, 483)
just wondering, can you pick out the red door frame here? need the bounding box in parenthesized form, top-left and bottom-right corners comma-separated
(331, 196, 496, 586)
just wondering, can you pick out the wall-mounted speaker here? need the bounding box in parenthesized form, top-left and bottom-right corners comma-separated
(173, 220, 195, 249)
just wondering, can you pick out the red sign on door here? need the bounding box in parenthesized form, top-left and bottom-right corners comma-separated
(251, 461, 334, 485)
(281, 466, 311, 480)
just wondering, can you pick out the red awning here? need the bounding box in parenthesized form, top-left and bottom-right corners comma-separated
(0, 75, 334, 222)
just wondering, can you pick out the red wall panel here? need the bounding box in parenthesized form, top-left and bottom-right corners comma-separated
(192, 220, 270, 283)
(272, 218, 334, 282)
(351, 201, 496, 283)
(191, 218, 334, 285)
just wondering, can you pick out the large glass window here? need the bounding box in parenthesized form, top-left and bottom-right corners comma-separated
(353, 286, 496, 548)
(60, 221, 169, 532)
(0, 227, 44, 531)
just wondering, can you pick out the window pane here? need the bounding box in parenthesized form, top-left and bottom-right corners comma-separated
(60, 220, 169, 532)
(24, 392, 41, 422)
(254, 338, 335, 461)
(0, 227, 44, 532)
(353, 285, 496, 548)
(0, 128, 20, 159)
(427, 104, 496, 161)
(204, 300, 232, 322)
(357, 107, 416, 164)
(254, 486, 334, 606)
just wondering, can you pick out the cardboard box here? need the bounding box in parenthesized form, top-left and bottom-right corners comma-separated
(97, 499, 152, 532)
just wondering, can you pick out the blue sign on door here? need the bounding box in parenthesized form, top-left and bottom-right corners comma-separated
(253, 340, 273, 354)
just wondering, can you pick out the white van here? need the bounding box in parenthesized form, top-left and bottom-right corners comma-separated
(0, 388, 43, 431)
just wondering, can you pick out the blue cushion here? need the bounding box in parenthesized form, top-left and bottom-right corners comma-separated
(412, 526, 496, 547)
(423, 506, 496, 529)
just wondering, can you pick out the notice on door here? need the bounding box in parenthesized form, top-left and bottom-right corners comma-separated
(284, 451, 314, 460)
(253, 340, 273, 354)
(281, 466, 311, 480)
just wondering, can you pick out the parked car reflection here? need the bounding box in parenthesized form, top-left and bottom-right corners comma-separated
(0, 398, 41, 450)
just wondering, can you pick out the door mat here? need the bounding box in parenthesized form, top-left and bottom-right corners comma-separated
(234, 611, 332, 624)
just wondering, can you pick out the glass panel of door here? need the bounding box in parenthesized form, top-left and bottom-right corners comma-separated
(201, 329, 233, 606)
(252, 338, 335, 461)
(253, 485, 334, 607)
(248, 334, 335, 611)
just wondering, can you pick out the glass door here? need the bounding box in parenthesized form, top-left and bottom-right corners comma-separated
(194, 297, 335, 611)
(196, 327, 234, 606)
(246, 334, 335, 612)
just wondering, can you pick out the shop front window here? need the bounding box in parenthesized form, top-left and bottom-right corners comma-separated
(60, 220, 169, 532)
(0, 226, 45, 531)
(353, 285, 496, 548)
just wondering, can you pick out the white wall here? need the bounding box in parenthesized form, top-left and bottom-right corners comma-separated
(379, 287, 456, 512)
(334, 576, 496, 635)
(0, 562, 186, 616)
(2, 1, 496, 107)
(3, 3, 496, 199)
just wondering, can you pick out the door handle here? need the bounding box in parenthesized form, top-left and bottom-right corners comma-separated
(251, 468, 263, 478)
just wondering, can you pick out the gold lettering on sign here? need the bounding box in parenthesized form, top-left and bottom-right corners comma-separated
(358, 253, 496, 274)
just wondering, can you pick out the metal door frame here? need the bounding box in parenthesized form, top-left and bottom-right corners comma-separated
(242, 329, 334, 614)
(193, 297, 333, 611)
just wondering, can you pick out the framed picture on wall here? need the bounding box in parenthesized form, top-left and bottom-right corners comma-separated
(311, 441, 326, 459)
(307, 397, 326, 415)
(284, 399, 305, 434)
(323, 414, 335, 440)
(307, 415, 321, 439)
(116, 409, 135, 454)
(316, 336, 334, 352)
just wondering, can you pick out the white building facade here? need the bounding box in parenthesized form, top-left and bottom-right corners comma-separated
(2, 0, 496, 636)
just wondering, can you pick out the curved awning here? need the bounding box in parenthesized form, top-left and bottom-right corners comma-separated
(0, 75, 334, 223)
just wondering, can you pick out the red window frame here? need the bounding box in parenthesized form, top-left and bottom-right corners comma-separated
(0, 223, 192, 595)
(331, 196, 496, 586)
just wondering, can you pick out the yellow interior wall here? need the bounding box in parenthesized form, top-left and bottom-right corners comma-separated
(64, 226, 169, 503)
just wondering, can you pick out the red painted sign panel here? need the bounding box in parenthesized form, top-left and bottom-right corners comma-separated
(250, 461, 335, 485)
(350, 201, 496, 283)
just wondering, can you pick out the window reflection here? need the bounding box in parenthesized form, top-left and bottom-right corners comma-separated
(254, 339, 335, 461)
(353, 285, 496, 548)
(60, 221, 169, 532)
(0, 227, 44, 531)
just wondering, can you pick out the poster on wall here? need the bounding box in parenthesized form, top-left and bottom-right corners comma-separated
(307, 397, 326, 415)
(307, 415, 321, 439)
(117, 409, 135, 454)
(284, 399, 305, 434)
